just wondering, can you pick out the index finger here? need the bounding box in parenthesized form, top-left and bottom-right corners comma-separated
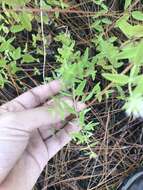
(0, 80, 62, 112)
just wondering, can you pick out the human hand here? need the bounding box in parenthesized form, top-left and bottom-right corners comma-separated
(0, 80, 85, 190)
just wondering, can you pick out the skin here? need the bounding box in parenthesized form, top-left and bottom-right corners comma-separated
(0, 80, 85, 190)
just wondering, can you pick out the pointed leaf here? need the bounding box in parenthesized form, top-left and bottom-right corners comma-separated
(22, 54, 35, 63)
(19, 12, 32, 31)
(102, 73, 129, 85)
(75, 80, 86, 96)
(11, 47, 21, 60)
(10, 25, 24, 33)
(132, 11, 143, 21)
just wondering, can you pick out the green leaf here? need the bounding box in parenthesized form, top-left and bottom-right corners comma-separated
(0, 42, 9, 52)
(1, 0, 30, 6)
(102, 73, 129, 85)
(124, 0, 132, 9)
(116, 15, 143, 38)
(0, 74, 6, 88)
(89, 152, 97, 159)
(117, 40, 143, 65)
(116, 16, 133, 38)
(34, 67, 40, 76)
(133, 40, 143, 64)
(98, 37, 119, 65)
(131, 25, 143, 37)
(0, 37, 15, 52)
(84, 122, 98, 131)
(0, 59, 7, 68)
(134, 78, 143, 94)
(80, 48, 89, 67)
(10, 25, 24, 33)
(91, 20, 103, 32)
(0, 38, 15, 52)
(130, 65, 140, 78)
(22, 54, 35, 63)
(19, 12, 32, 31)
(72, 132, 86, 144)
(75, 80, 86, 96)
(9, 62, 21, 74)
(132, 11, 143, 21)
(101, 18, 112, 24)
(46, 0, 69, 8)
(11, 47, 21, 60)
(117, 46, 136, 60)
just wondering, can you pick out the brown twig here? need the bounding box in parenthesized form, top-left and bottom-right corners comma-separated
(0, 7, 119, 16)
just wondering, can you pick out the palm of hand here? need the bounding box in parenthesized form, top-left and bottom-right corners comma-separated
(0, 80, 84, 190)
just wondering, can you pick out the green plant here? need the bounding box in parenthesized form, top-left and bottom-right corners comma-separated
(1, 0, 143, 155)
(53, 33, 99, 155)
(51, 1, 143, 152)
